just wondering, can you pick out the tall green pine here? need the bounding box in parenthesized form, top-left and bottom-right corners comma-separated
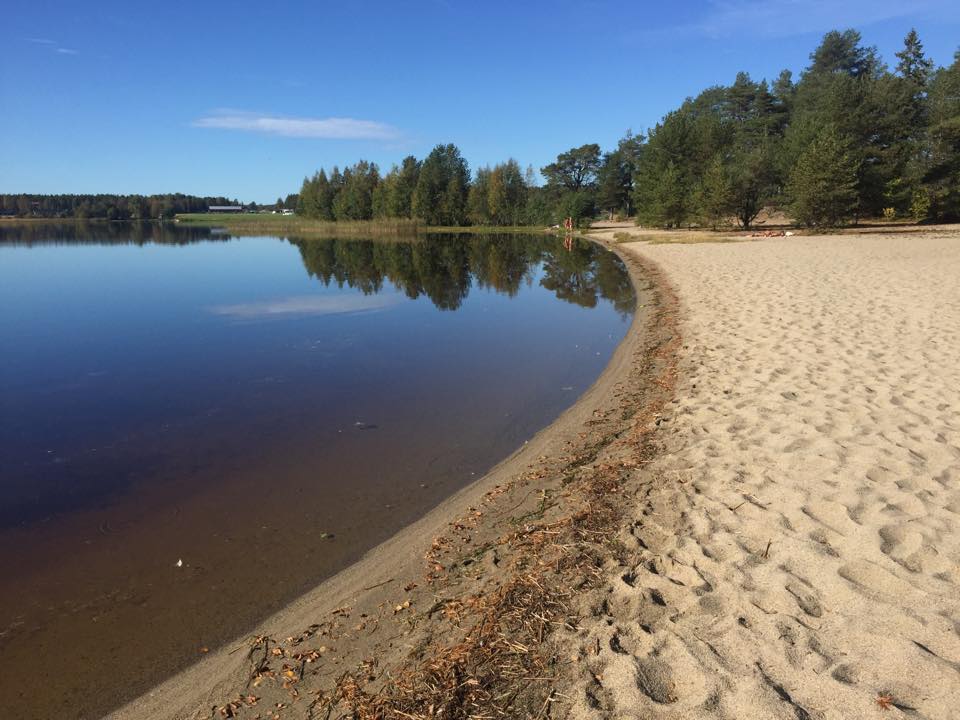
(787, 127, 860, 226)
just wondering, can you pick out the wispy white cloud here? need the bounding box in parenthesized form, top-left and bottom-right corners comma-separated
(193, 110, 400, 140)
(685, 0, 954, 39)
(210, 294, 399, 319)
(27, 37, 80, 55)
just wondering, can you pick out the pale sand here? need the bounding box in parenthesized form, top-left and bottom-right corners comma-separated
(572, 229, 960, 719)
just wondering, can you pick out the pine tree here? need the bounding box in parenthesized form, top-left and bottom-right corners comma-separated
(729, 144, 777, 229)
(541, 144, 601, 191)
(923, 51, 960, 220)
(655, 161, 687, 228)
(807, 29, 880, 78)
(894, 29, 934, 147)
(596, 150, 632, 219)
(696, 155, 733, 229)
(772, 69, 795, 114)
(896, 29, 934, 87)
(787, 127, 860, 226)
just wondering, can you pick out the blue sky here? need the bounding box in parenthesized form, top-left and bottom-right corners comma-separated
(3, 0, 959, 203)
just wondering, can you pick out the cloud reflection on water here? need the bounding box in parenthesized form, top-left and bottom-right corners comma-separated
(210, 293, 399, 319)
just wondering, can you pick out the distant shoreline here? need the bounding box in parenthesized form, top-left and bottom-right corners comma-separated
(5, 213, 953, 237)
(174, 213, 568, 238)
(1, 214, 569, 239)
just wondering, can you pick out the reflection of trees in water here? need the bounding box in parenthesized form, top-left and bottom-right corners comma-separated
(291, 234, 635, 314)
(0, 220, 225, 246)
(0, 224, 636, 316)
(594, 251, 636, 316)
(539, 241, 600, 308)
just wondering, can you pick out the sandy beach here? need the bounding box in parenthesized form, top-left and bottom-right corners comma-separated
(109, 228, 960, 719)
(570, 227, 960, 719)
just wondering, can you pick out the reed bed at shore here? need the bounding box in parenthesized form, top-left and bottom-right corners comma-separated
(175, 215, 423, 238)
(175, 214, 565, 238)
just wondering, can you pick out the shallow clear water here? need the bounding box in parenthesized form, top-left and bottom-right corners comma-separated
(0, 222, 634, 718)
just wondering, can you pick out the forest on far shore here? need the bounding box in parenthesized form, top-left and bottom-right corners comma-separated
(0, 193, 239, 221)
(6, 28, 959, 230)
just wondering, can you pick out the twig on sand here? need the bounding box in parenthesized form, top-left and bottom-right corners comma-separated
(535, 688, 557, 719)
(358, 577, 395, 594)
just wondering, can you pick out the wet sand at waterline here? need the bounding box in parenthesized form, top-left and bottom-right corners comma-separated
(566, 227, 960, 718)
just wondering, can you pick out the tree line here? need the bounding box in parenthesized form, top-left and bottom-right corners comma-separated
(297, 28, 959, 229)
(0, 193, 239, 220)
(632, 29, 960, 227)
(296, 141, 617, 228)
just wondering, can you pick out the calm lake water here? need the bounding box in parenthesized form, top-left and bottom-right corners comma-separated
(0, 222, 634, 718)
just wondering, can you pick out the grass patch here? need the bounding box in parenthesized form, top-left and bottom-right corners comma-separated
(175, 214, 423, 238)
(426, 224, 557, 236)
(175, 214, 558, 239)
(644, 232, 745, 245)
(600, 228, 745, 245)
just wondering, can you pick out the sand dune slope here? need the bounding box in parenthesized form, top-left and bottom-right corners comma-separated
(573, 232, 960, 719)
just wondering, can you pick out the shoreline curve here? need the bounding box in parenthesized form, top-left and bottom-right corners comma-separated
(109, 237, 678, 720)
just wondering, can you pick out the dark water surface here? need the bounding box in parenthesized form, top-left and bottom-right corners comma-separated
(0, 222, 634, 718)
